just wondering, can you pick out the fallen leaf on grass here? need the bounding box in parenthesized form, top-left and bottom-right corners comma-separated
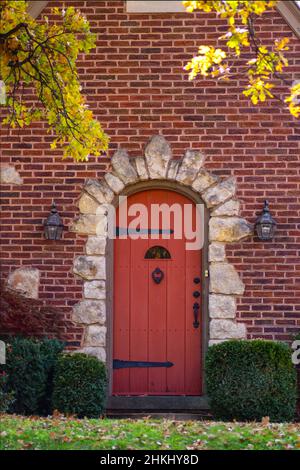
(261, 417, 270, 426)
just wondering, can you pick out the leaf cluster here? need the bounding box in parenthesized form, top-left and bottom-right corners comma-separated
(0, 1, 109, 161)
(183, 1, 299, 116)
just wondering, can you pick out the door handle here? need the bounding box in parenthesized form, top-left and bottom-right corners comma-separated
(193, 302, 200, 329)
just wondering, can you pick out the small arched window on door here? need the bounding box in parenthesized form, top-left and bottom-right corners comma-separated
(144, 246, 171, 259)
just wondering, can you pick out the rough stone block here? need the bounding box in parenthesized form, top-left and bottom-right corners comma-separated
(209, 242, 226, 262)
(73, 256, 106, 280)
(209, 294, 236, 319)
(86, 236, 106, 255)
(111, 149, 138, 185)
(133, 156, 149, 180)
(85, 325, 106, 347)
(78, 347, 106, 362)
(167, 159, 181, 180)
(202, 177, 236, 208)
(0, 165, 23, 185)
(72, 300, 106, 324)
(192, 170, 219, 194)
(209, 217, 253, 243)
(84, 179, 114, 204)
(84, 280, 106, 299)
(104, 172, 125, 194)
(210, 319, 246, 340)
(69, 214, 105, 235)
(78, 193, 99, 214)
(176, 149, 205, 185)
(211, 199, 240, 217)
(210, 263, 245, 295)
(7, 267, 40, 299)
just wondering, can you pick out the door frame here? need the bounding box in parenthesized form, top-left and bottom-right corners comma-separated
(106, 180, 209, 410)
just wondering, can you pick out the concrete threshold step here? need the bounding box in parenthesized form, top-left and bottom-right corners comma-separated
(106, 411, 213, 421)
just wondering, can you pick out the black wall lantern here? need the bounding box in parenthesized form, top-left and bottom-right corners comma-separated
(44, 202, 64, 240)
(255, 200, 276, 241)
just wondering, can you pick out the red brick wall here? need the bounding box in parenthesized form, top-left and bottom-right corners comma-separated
(0, 0, 299, 346)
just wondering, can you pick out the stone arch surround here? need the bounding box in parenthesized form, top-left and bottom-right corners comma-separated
(70, 135, 253, 362)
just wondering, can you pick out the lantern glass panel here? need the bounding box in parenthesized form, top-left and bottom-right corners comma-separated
(56, 226, 63, 240)
(46, 226, 57, 240)
(261, 224, 271, 239)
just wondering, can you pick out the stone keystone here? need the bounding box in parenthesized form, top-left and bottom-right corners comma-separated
(167, 159, 181, 180)
(202, 176, 236, 208)
(72, 300, 106, 324)
(209, 217, 253, 243)
(145, 135, 172, 179)
(111, 149, 138, 185)
(210, 263, 245, 295)
(73, 256, 106, 280)
(133, 157, 149, 180)
(176, 149, 206, 185)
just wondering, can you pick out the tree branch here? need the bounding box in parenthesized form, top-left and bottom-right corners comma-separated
(0, 23, 28, 42)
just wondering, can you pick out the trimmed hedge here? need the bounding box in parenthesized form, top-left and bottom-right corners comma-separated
(206, 339, 297, 422)
(293, 333, 300, 418)
(52, 353, 107, 418)
(3, 337, 64, 415)
(0, 372, 14, 413)
(293, 333, 300, 367)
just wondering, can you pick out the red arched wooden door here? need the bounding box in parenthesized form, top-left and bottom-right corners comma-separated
(113, 189, 202, 396)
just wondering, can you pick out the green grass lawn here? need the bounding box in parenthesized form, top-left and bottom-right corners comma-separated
(0, 415, 299, 450)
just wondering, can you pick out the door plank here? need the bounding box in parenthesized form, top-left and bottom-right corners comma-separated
(166, 191, 186, 394)
(185, 204, 202, 395)
(129, 192, 150, 394)
(148, 190, 167, 393)
(113, 232, 130, 394)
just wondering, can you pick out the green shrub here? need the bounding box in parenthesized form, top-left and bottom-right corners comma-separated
(206, 339, 297, 422)
(52, 353, 107, 418)
(3, 337, 64, 415)
(293, 333, 300, 368)
(0, 372, 14, 413)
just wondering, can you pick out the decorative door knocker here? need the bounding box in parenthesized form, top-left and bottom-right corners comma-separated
(152, 267, 164, 284)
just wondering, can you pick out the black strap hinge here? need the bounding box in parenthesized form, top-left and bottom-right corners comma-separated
(113, 359, 174, 369)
